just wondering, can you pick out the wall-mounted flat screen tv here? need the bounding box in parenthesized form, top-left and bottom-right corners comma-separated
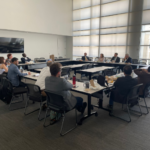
(0, 37, 24, 53)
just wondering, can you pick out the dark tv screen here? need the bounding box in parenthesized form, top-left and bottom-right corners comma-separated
(0, 37, 24, 53)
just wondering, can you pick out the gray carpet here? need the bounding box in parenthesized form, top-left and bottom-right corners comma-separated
(0, 90, 150, 150)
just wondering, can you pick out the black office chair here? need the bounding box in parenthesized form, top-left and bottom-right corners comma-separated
(43, 91, 77, 136)
(139, 82, 150, 115)
(7, 79, 28, 111)
(87, 64, 93, 69)
(40, 57, 45, 59)
(103, 69, 116, 76)
(89, 57, 93, 61)
(61, 67, 71, 77)
(139, 62, 147, 65)
(132, 59, 139, 64)
(80, 65, 88, 80)
(24, 84, 47, 121)
(94, 57, 99, 62)
(110, 84, 143, 122)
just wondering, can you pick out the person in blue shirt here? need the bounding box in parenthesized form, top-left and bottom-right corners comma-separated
(8, 57, 30, 87)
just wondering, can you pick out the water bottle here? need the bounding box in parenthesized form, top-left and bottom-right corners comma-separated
(20, 66, 23, 73)
(72, 74, 76, 88)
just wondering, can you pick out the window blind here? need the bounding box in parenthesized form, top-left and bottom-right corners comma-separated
(73, 0, 147, 59)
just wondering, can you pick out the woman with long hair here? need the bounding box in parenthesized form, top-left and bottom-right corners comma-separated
(0, 57, 8, 73)
(98, 53, 105, 62)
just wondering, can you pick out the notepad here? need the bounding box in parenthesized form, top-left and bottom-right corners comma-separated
(90, 79, 96, 87)
(33, 74, 39, 77)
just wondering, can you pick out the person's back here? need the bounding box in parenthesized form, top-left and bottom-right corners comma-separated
(45, 76, 77, 110)
(134, 67, 150, 96)
(7, 57, 28, 86)
(35, 61, 52, 92)
(45, 62, 87, 113)
(114, 76, 137, 96)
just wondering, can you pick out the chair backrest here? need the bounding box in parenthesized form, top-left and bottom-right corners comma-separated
(45, 91, 68, 111)
(40, 57, 45, 59)
(76, 58, 81, 61)
(139, 62, 147, 65)
(88, 64, 93, 69)
(97, 75, 108, 87)
(26, 84, 42, 101)
(34, 58, 39, 62)
(127, 84, 143, 101)
(94, 57, 99, 62)
(59, 57, 63, 58)
(81, 65, 88, 70)
(89, 57, 93, 61)
(103, 69, 116, 76)
(61, 67, 70, 76)
(132, 59, 138, 64)
(143, 82, 150, 98)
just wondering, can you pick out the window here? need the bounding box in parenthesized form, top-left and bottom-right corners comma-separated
(73, 0, 148, 60)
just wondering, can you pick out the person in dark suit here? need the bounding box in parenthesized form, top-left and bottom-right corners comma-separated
(122, 54, 132, 63)
(82, 53, 90, 61)
(111, 53, 120, 63)
(134, 67, 150, 96)
(21, 53, 31, 63)
(108, 65, 138, 109)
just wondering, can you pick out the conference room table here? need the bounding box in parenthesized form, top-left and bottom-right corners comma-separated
(34, 63, 91, 74)
(23, 71, 107, 125)
(76, 66, 115, 80)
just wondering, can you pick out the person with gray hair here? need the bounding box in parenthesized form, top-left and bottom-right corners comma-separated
(122, 54, 132, 63)
(35, 61, 53, 96)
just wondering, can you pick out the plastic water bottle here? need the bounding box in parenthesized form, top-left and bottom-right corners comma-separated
(20, 66, 23, 73)
(72, 74, 76, 88)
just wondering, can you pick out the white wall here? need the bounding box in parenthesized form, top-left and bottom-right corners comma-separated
(0, 0, 72, 36)
(0, 29, 68, 60)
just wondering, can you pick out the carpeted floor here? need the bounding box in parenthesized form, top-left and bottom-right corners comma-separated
(0, 88, 150, 150)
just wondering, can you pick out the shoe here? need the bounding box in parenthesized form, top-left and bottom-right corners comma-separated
(81, 102, 87, 114)
(129, 101, 138, 108)
(107, 104, 113, 111)
(42, 103, 47, 111)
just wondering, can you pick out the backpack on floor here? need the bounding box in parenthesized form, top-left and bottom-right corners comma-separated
(0, 77, 13, 104)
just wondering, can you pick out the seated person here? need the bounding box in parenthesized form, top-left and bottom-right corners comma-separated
(0, 57, 8, 73)
(134, 67, 150, 96)
(98, 54, 105, 62)
(35, 61, 53, 96)
(82, 53, 90, 61)
(21, 53, 31, 63)
(108, 65, 138, 109)
(45, 62, 87, 113)
(122, 54, 132, 63)
(111, 53, 120, 63)
(6, 53, 13, 65)
(7, 57, 30, 87)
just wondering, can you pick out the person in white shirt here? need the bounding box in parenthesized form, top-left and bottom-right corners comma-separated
(35, 61, 53, 96)
(98, 54, 105, 62)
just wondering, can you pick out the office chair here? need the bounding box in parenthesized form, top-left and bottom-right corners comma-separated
(44, 91, 78, 136)
(110, 84, 143, 122)
(24, 84, 47, 121)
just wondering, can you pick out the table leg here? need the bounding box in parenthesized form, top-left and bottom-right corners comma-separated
(89, 74, 91, 80)
(78, 95, 98, 125)
(93, 99, 110, 112)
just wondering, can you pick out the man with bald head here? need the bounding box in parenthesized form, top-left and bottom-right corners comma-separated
(123, 54, 132, 63)
(82, 53, 90, 61)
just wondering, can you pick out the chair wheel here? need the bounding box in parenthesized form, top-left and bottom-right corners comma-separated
(95, 112, 98, 117)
